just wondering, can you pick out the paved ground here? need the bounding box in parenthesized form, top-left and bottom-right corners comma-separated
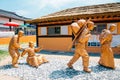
(0, 50, 120, 80)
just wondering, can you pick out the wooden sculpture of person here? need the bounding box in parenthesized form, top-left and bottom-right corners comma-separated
(8, 30, 24, 68)
(21, 41, 48, 67)
(67, 19, 87, 51)
(98, 24, 116, 69)
(67, 19, 94, 73)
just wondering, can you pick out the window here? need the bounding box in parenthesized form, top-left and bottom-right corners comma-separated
(41, 27, 47, 35)
(47, 27, 60, 35)
(91, 24, 106, 34)
(88, 42, 100, 46)
(97, 24, 106, 33)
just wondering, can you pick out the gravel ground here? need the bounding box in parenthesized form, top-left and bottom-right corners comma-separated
(0, 50, 120, 80)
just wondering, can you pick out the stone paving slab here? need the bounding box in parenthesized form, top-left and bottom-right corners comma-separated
(0, 51, 120, 80)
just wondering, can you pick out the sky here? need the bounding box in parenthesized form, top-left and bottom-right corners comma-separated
(0, 0, 120, 19)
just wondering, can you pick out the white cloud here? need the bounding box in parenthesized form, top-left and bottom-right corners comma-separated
(15, 0, 119, 18)
(28, 0, 75, 9)
(47, 0, 75, 8)
(26, 0, 118, 10)
(15, 10, 29, 17)
(22, 0, 76, 18)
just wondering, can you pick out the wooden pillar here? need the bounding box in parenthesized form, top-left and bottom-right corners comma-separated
(117, 22, 120, 34)
(38, 27, 41, 36)
(9, 18, 12, 31)
(36, 24, 38, 47)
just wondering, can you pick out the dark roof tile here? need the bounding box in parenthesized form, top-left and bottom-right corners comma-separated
(0, 9, 30, 21)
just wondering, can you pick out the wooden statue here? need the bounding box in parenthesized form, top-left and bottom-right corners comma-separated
(67, 19, 94, 73)
(21, 41, 48, 67)
(67, 19, 86, 51)
(8, 30, 24, 68)
(98, 24, 116, 69)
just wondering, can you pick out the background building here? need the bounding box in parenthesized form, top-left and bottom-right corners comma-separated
(27, 2, 120, 53)
(0, 9, 36, 37)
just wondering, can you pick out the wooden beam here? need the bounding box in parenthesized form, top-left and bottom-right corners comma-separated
(92, 17, 120, 22)
(37, 20, 72, 26)
(27, 12, 120, 24)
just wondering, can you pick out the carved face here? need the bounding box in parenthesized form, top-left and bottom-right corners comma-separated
(18, 31, 24, 37)
(109, 24, 116, 32)
(29, 42, 34, 48)
(87, 22, 94, 30)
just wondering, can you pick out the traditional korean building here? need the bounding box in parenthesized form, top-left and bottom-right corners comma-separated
(27, 2, 120, 53)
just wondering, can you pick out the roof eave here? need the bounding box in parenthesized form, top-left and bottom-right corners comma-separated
(27, 11, 120, 24)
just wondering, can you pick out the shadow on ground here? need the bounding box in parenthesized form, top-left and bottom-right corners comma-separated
(0, 64, 12, 70)
(49, 68, 83, 79)
(0, 63, 29, 70)
(49, 65, 114, 80)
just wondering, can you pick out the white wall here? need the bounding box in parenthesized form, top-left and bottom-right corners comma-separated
(11, 19, 24, 24)
(112, 35, 120, 47)
(0, 31, 14, 37)
(61, 26, 68, 35)
(41, 27, 47, 35)
(0, 17, 9, 28)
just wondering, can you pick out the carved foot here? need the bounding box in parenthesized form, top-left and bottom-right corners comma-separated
(83, 67, 91, 73)
(67, 63, 73, 69)
(13, 64, 18, 68)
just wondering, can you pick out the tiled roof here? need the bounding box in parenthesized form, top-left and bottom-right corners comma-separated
(0, 9, 30, 21)
(38, 2, 120, 19)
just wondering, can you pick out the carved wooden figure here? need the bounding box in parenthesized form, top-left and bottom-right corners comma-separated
(98, 24, 116, 69)
(67, 19, 94, 73)
(21, 41, 48, 67)
(8, 30, 24, 68)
